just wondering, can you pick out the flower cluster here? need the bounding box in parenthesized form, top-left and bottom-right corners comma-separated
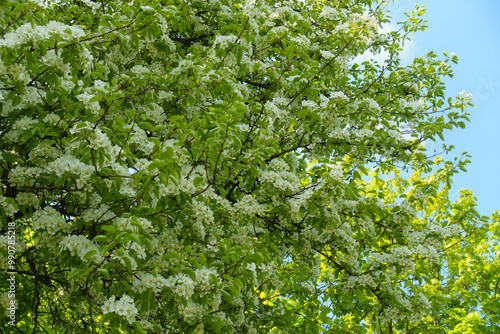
(32, 207, 68, 235)
(0, 21, 85, 49)
(61, 235, 102, 263)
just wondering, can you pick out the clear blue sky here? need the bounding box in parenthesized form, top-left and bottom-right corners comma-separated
(388, 1, 500, 216)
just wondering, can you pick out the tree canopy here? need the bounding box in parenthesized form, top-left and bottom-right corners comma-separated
(0, 0, 499, 333)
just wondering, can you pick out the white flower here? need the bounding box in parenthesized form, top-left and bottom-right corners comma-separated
(213, 34, 236, 49)
(101, 295, 138, 324)
(174, 275, 195, 298)
(179, 301, 203, 322)
(330, 91, 348, 100)
(41, 50, 70, 73)
(363, 98, 381, 112)
(320, 50, 335, 59)
(61, 235, 102, 263)
(32, 207, 68, 234)
(132, 272, 168, 293)
(301, 100, 318, 110)
(43, 113, 61, 124)
(3, 116, 38, 142)
(0, 21, 84, 49)
(92, 80, 108, 91)
(194, 323, 204, 334)
(355, 128, 373, 139)
(130, 65, 149, 77)
(290, 34, 310, 48)
(0, 197, 16, 217)
(16, 192, 40, 208)
(320, 6, 339, 20)
(81, 0, 100, 13)
(246, 263, 256, 272)
(327, 164, 343, 181)
(76, 92, 101, 114)
(47, 155, 94, 188)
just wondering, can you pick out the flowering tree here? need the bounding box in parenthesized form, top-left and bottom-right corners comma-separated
(0, 0, 498, 333)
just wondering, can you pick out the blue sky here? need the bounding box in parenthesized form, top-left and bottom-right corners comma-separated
(387, 0, 500, 216)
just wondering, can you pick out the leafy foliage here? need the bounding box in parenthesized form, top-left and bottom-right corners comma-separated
(0, 0, 498, 333)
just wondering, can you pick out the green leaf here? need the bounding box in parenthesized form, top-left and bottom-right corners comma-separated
(129, 233, 142, 245)
(148, 160, 162, 171)
(2, 152, 16, 163)
(101, 225, 116, 233)
(85, 249, 98, 260)
(193, 176, 204, 187)
(198, 253, 207, 267)
(96, 268, 110, 278)
(93, 235, 108, 242)
(122, 256, 132, 271)
(182, 267, 196, 281)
